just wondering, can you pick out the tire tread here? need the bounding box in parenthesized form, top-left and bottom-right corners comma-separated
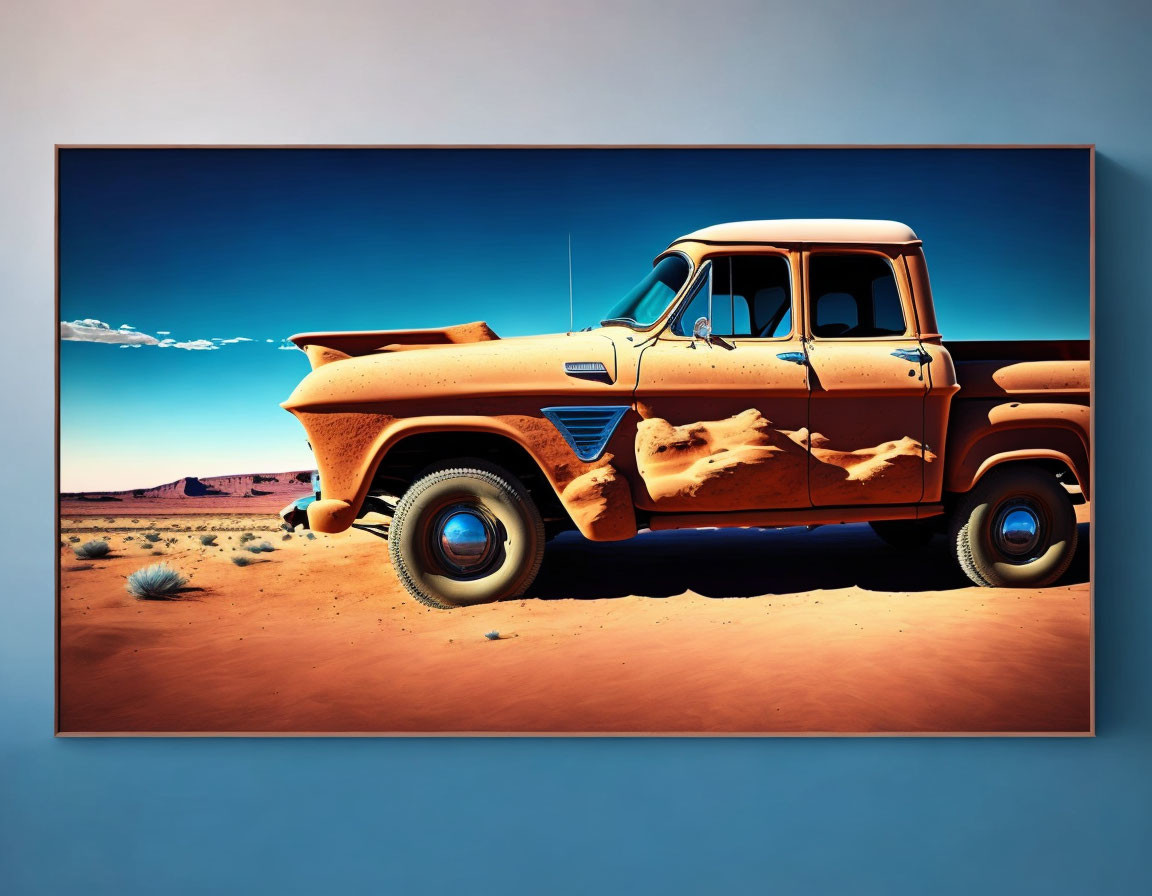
(948, 465, 1077, 589)
(387, 460, 545, 609)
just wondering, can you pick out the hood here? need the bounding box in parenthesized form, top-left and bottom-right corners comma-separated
(282, 325, 629, 412)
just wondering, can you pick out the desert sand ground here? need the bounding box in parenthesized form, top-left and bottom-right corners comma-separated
(58, 504, 1090, 734)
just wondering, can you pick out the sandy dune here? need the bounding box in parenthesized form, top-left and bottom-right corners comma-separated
(58, 495, 1092, 732)
(57, 502, 1091, 735)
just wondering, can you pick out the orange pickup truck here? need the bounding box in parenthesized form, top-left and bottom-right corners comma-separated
(281, 220, 1090, 609)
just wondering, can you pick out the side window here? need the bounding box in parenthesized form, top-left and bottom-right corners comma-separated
(808, 254, 906, 338)
(673, 254, 792, 337)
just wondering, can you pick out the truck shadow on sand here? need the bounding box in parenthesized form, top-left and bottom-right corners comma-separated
(531, 522, 1090, 601)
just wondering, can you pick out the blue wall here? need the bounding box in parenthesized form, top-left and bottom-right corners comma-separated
(3, 1, 1150, 893)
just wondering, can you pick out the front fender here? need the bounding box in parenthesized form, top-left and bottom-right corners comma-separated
(294, 410, 638, 539)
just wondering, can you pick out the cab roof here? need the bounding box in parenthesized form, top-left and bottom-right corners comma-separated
(671, 219, 919, 246)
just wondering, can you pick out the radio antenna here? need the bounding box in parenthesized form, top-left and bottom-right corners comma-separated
(567, 233, 574, 333)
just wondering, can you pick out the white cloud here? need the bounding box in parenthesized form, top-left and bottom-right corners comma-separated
(63, 319, 255, 352)
(159, 338, 219, 351)
(156, 330, 170, 335)
(266, 338, 275, 343)
(277, 342, 299, 351)
(61, 320, 159, 346)
(177, 340, 219, 351)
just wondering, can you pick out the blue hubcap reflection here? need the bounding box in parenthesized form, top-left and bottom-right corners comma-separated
(995, 505, 1041, 557)
(435, 507, 496, 574)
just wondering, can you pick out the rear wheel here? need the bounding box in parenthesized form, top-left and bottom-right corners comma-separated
(388, 460, 545, 609)
(950, 465, 1078, 588)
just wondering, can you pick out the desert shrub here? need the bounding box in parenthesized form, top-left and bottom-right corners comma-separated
(73, 540, 110, 559)
(200, 534, 218, 546)
(124, 535, 134, 541)
(164, 537, 177, 546)
(281, 533, 292, 541)
(143, 532, 162, 543)
(244, 541, 275, 553)
(231, 555, 253, 567)
(239, 532, 256, 544)
(125, 563, 187, 599)
(68, 535, 81, 543)
(305, 532, 316, 540)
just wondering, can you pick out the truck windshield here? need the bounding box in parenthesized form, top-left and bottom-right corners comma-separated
(601, 254, 691, 328)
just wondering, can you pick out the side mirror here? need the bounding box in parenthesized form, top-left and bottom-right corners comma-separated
(693, 316, 712, 343)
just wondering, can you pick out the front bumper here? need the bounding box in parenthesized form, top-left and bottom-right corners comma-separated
(280, 470, 321, 530)
(280, 494, 316, 530)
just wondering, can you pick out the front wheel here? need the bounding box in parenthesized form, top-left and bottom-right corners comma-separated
(388, 460, 545, 609)
(950, 465, 1078, 588)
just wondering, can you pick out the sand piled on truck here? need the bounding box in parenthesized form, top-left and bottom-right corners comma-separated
(636, 409, 932, 508)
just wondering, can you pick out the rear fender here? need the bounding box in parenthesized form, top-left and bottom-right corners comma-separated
(945, 401, 1090, 498)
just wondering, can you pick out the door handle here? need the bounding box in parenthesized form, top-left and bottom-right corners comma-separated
(776, 351, 807, 365)
(890, 347, 931, 364)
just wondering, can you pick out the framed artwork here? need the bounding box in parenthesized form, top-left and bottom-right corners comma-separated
(56, 145, 1092, 735)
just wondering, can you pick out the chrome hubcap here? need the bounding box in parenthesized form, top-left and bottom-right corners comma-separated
(994, 503, 1041, 557)
(434, 505, 497, 574)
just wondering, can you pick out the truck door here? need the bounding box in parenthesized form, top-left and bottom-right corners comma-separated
(633, 250, 812, 512)
(802, 249, 929, 506)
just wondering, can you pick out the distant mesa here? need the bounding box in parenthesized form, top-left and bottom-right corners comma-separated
(62, 471, 315, 504)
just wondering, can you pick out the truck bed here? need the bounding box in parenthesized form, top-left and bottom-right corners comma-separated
(948, 339, 1090, 400)
(947, 339, 1089, 363)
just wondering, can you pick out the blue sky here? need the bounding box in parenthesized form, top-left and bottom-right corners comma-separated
(59, 148, 1090, 491)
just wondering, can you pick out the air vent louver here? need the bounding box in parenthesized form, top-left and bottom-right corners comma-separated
(540, 406, 630, 462)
